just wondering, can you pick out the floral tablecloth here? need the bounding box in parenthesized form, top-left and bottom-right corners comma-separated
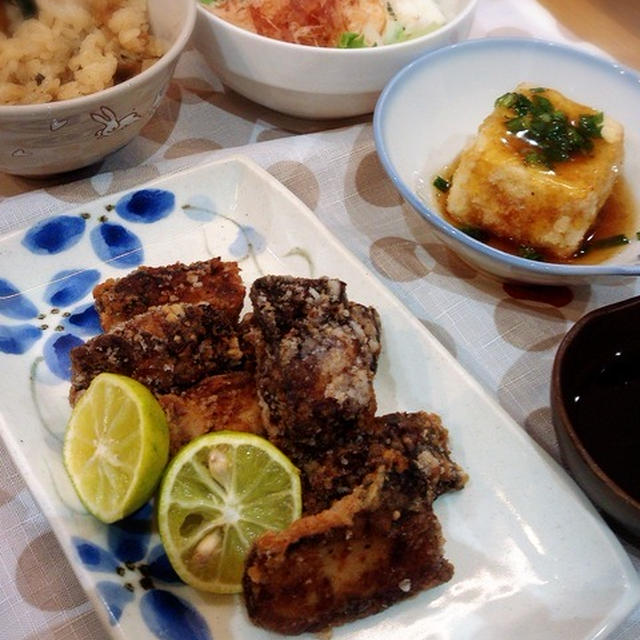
(0, 1, 639, 639)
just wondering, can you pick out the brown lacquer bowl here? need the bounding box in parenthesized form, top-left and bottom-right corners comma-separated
(551, 295, 640, 541)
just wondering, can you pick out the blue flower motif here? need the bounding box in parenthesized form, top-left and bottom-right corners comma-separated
(182, 195, 216, 222)
(91, 223, 144, 267)
(63, 302, 102, 336)
(20, 188, 176, 271)
(44, 269, 100, 307)
(141, 590, 212, 640)
(0, 270, 101, 377)
(22, 215, 86, 255)
(229, 226, 266, 258)
(115, 189, 175, 224)
(0, 324, 42, 355)
(182, 196, 266, 265)
(0, 279, 38, 319)
(73, 503, 212, 640)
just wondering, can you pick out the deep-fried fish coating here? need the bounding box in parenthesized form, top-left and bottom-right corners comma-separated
(243, 469, 454, 635)
(158, 371, 264, 456)
(301, 411, 468, 514)
(93, 258, 245, 331)
(246, 275, 381, 455)
(69, 302, 243, 402)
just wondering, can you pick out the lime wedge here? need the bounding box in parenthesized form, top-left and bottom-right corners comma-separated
(157, 431, 301, 593)
(63, 373, 169, 524)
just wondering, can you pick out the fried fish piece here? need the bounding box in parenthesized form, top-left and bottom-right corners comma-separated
(243, 467, 455, 635)
(93, 258, 245, 331)
(69, 302, 243, 403)
(243, 409, 467, 634)
(246, 275, 381, 456)
(301, 411, 468, 515)
(157, 371, 264, 456)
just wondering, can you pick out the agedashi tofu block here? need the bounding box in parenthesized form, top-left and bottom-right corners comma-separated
(447, 85, 624, 259)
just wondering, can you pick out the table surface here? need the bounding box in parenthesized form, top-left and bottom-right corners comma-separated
(537, 0, 640, 70)
(1, 1, 639, 639)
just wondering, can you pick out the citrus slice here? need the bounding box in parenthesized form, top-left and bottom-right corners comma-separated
(63, 372, 169, 524)
(157, 430, 302, 593)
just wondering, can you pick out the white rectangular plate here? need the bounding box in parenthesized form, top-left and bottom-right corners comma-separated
(0, 156, 638, 640)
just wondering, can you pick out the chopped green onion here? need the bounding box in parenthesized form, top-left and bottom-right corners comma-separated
(518, 245, 544, 261)
(524, 151, 545, 166)
(531, 95, 553, 114)
(433, 176, 451, 192)
(495, 92, 517, 109)
(338, 32, 366, 48)
(577, 112, 604, 139)
(506, 116, 529, 133)
(496, 89, 605, 168)
(582, 234, 630, 252)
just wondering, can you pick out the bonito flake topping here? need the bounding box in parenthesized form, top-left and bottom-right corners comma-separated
(204, 0, 447, 48)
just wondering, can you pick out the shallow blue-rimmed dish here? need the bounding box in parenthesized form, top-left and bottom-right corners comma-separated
(373, 38, 640, 285)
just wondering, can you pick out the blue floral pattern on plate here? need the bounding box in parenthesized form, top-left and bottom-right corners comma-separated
(74, 503, 212, 639)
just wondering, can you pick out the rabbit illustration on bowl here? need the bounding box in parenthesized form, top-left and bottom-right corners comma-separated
(91, 105, 141, 137)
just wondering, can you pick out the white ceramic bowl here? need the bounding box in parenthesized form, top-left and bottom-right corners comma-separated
(193, 0, 477, 119)
(0, 0, 196, 176)
(374, 38, 640, 285)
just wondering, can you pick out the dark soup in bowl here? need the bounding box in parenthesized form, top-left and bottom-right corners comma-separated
(552, 295, 640, 540)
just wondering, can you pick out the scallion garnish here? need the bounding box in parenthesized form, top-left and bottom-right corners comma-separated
(518, 245, 544, 261)
(577, 112, 604, 139)
(494, 89, 605, 168)
(433, 176, 450, 192)
(524, 151, 545, 166)
(581, 234, 630, 253)
(338, 32, 366, 48)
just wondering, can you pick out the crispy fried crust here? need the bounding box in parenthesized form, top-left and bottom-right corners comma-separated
(301, 411, 468, 515)
(241, 276, 466, 634)
(93, 258, 245, 331)
(157, 371, 264, 456)
(243, 470, 454, 635)
(246, 275, 381, 454)
(69, 302, 243, 402)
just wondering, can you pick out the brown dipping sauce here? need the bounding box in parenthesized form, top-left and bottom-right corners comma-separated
(567, 346, 640, 501)
(433, 164, 636, 265)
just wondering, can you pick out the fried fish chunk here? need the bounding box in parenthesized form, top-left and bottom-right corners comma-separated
(93, 258, 245, 331)
(243, 409, 467, 634)
(69, 302, 243, 403)
(243, 467, 456, 635)
(157, 371, 264, 456)
(246, 275, 381, 456)
(301, 410, 468, 514)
